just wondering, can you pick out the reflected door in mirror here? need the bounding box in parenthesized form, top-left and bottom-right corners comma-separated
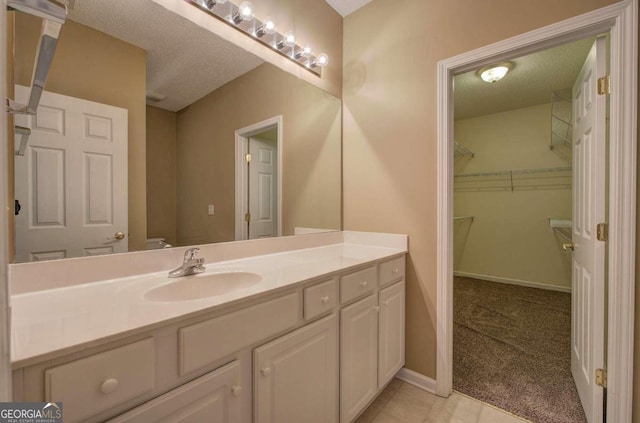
(13, 86, 128, 262)
(248, 136, 278, 239)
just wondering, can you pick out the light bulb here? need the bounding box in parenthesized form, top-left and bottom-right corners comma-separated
(238, 1, 254, 20)
(202, 0, 226, 10)
(255, 17, 276, 38)
(294, 46, 313, 60)
(276, 32, 296, 50)
(232, 1, 254, 24)
(316, 53, 329, 67)
(283, 32, 296, 47)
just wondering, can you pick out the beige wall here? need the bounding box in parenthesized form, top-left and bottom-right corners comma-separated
(342, 0, 622, 380)
(176, 63, 341, 246)
(454, 104, 572, 289)
(146, 106, 177, 246)
(14, 16, 147, 251)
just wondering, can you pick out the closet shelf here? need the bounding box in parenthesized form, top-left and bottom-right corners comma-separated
(454, 141, 474, 161)
(549, 218, 572, 241)
(550, 88, 573, 163)
(454, 216, 475, 222)
(454, 166, 572, 192)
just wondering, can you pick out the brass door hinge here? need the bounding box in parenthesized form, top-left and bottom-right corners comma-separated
(595, 368, 607, 388)
(597, 76, 610, 95)
(245, 213, 251, 222)
(597, 223, 608, 242)
(245, 153, 252, 163)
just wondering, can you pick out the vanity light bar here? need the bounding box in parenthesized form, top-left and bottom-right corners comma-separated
(187, 0, 328, 76)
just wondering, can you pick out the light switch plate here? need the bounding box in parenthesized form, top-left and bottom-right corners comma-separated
(208, 204, 215, 215)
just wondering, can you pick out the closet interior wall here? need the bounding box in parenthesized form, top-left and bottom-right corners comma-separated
(454, 103, 572, 291)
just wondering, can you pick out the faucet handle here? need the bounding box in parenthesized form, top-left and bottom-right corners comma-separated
(184, 247, 200, 261)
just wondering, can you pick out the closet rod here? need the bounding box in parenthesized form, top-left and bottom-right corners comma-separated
(454, 166, 572, 179)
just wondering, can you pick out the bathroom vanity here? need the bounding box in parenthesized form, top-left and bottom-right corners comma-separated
(9, 232, 406, 422)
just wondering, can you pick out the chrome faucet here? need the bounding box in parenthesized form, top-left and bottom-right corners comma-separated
(169, 247, 205, 278)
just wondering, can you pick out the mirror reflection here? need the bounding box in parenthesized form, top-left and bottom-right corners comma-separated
(10, 0, 342, 263)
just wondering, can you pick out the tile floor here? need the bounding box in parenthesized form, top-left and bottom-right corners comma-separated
(355, 379, 530, 423)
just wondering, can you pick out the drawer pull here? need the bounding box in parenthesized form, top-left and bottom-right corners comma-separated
(261, 367, 271, 377)
(100, 378, 119, 394)
(393, 268, 399, 274)
(360, 281, 368, 287)
(320, 296, 330, 304)
(373, 306, 380, 312)
(231, 385, 243, 397)
(383, 300, 390, 306)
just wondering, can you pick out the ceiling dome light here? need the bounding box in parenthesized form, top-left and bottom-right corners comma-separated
(478, 62, 513, 83)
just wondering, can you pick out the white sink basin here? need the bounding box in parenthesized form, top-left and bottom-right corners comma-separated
(144, 271, 262, 302)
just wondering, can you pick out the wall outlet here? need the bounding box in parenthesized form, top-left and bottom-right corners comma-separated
(208, 204, 215, 215)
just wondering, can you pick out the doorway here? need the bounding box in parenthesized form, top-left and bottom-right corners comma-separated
(435, 2, 637, 423)
(234, 116, 283, 240)
(451, 35, 602, 422)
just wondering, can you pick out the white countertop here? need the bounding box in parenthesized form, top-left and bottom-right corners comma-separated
(10, 242, 405, 366)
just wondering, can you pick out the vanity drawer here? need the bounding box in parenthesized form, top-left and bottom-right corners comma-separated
(379, 256, 405, 287)
(340, 266, 377, 304)
(304, 278, 337, 320)
(45, 338, 155, 423)
(180, 293, 299, 375)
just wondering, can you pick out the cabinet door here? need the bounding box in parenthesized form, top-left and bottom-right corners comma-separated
(378, 281, 405, 389)
(340, 294, 378, 423)
(254, 314, 338, 423)
(108, 360, 243, 423)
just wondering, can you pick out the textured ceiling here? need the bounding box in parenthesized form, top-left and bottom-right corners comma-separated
(68, 0, 264, 112)
(454, 37, 596, 120)
(323, 0, 374, 17)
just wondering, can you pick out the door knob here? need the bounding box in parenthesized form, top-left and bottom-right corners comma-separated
(114, 231, 125, 240)
(562, 243, 574, 251)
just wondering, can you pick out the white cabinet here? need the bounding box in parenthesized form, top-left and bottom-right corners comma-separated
(378, 281, 405, 389)
(254, 314, 338, 423)
(109, 360, 243, 423)
(340, 278, 406, 422)
(340, 295, 379, 423)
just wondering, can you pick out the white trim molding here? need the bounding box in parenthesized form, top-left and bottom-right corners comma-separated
(453, 271, 571, 293)
(395, 368, 436, 395)
(234, 116, 283, 241)
(436, 2, 637, 423)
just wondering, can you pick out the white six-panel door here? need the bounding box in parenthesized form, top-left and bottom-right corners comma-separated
(13, 86, 128, 262)
(571, 36, 606, 423)
(248, 137, 278, 239)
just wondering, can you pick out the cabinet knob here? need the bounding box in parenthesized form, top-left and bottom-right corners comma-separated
(373, 306, 380, 312)
(360, 281, 368, 287)
(383, 300, 390, 306)
(320, 296, 330, 304)
(393, 268, 399, 274)
(261, 367, 271, 377)
(100, 378, 119, 394)
(231, 385, 243, 397)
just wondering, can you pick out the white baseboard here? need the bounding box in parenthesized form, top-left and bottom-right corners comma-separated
(395, 368, 436, 394)
(453, 271, 571, 293)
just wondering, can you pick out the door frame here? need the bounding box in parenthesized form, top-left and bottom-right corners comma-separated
(435, 2, 637, 423)
(0, 0, 12, 401)
(234, 116, 283, 240)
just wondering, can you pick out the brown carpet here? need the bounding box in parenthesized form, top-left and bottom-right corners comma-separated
(453, 276, 586, 423)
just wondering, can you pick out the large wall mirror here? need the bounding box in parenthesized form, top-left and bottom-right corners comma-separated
(9, 0, 342, 263)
